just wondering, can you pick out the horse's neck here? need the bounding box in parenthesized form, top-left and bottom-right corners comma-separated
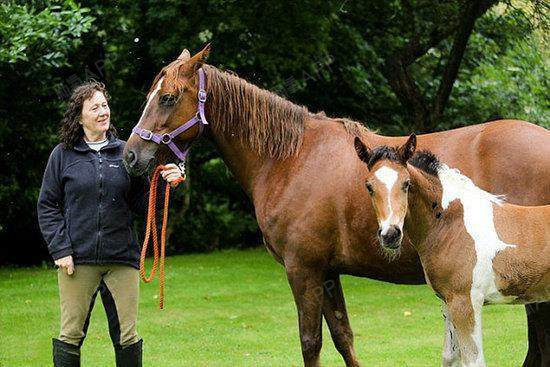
(206, 124, 271, 197)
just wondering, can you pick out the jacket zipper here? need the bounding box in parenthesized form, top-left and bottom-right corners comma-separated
(96, 150, 103, 262)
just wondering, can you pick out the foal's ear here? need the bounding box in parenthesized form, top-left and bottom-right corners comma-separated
(178, 48, 191, 61)
(354, 137, 372, 165)
(397, 133, 417, 163)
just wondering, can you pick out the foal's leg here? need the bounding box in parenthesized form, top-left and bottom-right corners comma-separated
(286, 264, 326, 367)
(446, 295, 485, 367)
(441, 304, 460, 367)
(322, 273, 361, 367)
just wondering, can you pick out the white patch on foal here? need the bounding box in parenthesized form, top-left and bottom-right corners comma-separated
(374, 166, 398, 235)
(136, 76, 164, 126)
(437, 164, 516, 365)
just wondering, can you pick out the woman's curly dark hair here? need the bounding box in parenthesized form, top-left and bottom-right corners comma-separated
(60, 81, 117, 148)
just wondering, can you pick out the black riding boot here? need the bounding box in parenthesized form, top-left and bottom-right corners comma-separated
(52, 338, 80, 367)
(115, 339, 143, 367)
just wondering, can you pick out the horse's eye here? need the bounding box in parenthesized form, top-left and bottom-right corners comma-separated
(366, 183, 374, 194)
(159, 93, 177, 106)
(402, 181, 412, 192)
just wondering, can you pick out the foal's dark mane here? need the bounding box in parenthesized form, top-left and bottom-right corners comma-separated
(367, 146, 442, 176)
(409, 150, 441, 176)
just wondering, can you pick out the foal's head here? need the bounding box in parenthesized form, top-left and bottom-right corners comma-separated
(124, 44, 211, 175)
(354, 135, 417, 253)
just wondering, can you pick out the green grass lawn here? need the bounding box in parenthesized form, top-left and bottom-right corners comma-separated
(0, 248, 528, 366)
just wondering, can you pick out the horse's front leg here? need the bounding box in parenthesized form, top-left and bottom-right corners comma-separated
(286, 261, 326, 367)
(322, 273, 361, 367)
(446, 294, 485, 367)
(441, 303, 460, 367)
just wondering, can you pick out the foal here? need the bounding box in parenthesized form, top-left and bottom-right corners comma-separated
(354, 135, 550, 366)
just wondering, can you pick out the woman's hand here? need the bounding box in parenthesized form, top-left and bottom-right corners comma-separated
(55, 255, 74, 275)
(160, 163, 184, 186)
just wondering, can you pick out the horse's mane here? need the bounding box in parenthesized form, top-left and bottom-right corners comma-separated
(203, 65, 370, 159)
(203, 65, 308, 159)
(150, 61, 370, 159)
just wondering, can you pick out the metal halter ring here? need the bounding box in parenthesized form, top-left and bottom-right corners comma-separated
(161, 134, 172, 144)
(139, 130, 153, 141)
(198, 90, 207, 103)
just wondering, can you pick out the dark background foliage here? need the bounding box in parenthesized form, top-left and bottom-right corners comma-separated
(0, 0, 547, 265)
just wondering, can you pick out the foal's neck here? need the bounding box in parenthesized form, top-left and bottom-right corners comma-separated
(404, 167, 451, 255)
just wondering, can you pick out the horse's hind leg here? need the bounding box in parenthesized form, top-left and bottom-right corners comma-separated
(286, 263, 326, 367)
(322, 273, 361, 367)
(524, 303, 550, 366)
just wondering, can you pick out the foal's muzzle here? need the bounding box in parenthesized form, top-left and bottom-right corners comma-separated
(378, 226, 402, 249)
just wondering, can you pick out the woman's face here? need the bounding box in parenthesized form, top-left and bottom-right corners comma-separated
(81, 90, 110, 140)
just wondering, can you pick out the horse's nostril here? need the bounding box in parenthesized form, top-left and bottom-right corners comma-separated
(393, 226, 402, 239)
(377, 228, 382, 237)
(383, 226, 401, 244)
(125, 150, 136, 168)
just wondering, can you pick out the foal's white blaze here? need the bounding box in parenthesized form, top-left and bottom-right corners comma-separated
(374, 166, 398, 235)
(136, 76, 164, 126)
(438, 164, 516, 364)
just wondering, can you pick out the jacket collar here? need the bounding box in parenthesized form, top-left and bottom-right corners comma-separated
(73, 133, 122, 152)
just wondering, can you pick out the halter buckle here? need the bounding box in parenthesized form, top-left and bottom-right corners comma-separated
(161, 134, 172, 144)
(139, 130, 153, 141)
(198, 89, 207, 103)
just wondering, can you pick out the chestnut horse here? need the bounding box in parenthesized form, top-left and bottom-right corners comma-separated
(123, 45, 550, 366)
(354, 135, 550, 366)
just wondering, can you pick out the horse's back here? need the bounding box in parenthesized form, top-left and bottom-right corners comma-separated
(425, 120, 550, 206)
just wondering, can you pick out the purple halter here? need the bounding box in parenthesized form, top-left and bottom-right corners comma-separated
(132, 68, 209, 165)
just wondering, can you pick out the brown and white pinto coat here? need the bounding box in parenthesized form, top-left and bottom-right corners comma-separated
(355, 136, 550, 366)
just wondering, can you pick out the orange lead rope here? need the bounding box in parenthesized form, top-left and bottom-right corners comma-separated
(139, 165, 184, 309)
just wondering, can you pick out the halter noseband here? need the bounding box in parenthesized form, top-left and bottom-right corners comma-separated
(132, 68, 209, 171)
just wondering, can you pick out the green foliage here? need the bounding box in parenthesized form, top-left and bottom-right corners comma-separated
(450, 35, 549, 127)
(0, 1, 548, 264)
(0, 0, 95, 264)
(0, 1, 93, 68)
(441, 9, 549, 128)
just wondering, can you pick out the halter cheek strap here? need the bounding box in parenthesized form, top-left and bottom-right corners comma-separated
(132, 68, 209, 168)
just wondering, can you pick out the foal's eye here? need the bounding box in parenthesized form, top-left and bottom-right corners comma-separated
(402, 181, 412, 192)
(159, 93, 177, 106)
(365, 183, 374, 194)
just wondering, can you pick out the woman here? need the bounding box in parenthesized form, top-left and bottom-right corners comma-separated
(37, 81, 181, 367)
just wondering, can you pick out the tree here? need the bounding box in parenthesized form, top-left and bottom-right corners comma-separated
(0, 1, 94, 264)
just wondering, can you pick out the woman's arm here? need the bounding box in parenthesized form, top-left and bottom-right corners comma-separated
(37, 146, 73, 260)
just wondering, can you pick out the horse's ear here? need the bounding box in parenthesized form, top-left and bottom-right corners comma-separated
(190, 43, 211, 71)
(178, 48, 191, 61)
(354, 137, 372, 165)
(398, 133, 417, 163)
(199, 43, 211, 62)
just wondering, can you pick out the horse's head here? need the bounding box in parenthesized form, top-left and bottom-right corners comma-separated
(124, 44, 211, 176)
(354, 134, 417, 253)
